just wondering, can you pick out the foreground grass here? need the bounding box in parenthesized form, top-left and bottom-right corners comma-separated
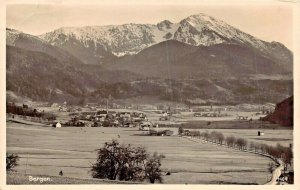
(7, 171, 260, 185)
(7, 123, 278, 184)
(7, 172, 139, 185)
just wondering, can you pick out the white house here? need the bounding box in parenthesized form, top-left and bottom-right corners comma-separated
(55, 122, 62, 128)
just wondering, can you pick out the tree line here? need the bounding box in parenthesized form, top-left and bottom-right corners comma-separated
(6, 102, 56, 121)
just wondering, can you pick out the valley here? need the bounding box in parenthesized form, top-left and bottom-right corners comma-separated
(5, 10, 294, 185)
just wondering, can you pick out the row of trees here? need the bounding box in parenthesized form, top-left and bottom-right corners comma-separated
(250, 142, 293, 171)
(179, 128, 248, 150)
(91, 140, 165, 183)
(199, 131, 248, 150)
(179, 128, 293, 170)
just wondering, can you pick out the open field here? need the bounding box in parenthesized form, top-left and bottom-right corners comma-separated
(177, 119, 291, 129)
(6, 121, 292, 184)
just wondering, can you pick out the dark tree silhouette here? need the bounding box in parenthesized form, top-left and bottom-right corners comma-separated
(6, 153, 19, 171)
(178, 127, 183, 135)
(144, 153, 165, 183)
(225, 136, 236, 147)
(91, 140, 165, 183)
(236, 138, 247, 150)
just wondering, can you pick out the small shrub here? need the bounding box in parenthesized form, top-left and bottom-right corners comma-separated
(6, 153, 19, 171)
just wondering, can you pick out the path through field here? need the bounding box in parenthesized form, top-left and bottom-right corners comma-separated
(265, 160, 284, 185)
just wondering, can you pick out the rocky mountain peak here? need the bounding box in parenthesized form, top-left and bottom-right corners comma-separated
(157, 20, 173, 30)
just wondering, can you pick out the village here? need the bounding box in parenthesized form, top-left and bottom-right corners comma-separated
(6, 100, 275, 132)
(6, 98, 294, 184)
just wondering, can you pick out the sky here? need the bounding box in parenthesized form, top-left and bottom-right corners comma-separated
(6, 3, 293, 50)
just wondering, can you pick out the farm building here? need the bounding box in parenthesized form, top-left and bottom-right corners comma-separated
(123, 122, 134, 128)
(194, 112, 201, 117)
(132, 117, 143, 123)
(108, 111, 117, 117)
(51, 103, 59, 108)
(159, 116, 169, 121)
(119, 112, 131, 118)
(96, 110, 108, 117)
(139, 121, 153, 131)
(237, 116, 248, 120)
(162, 130, 173, 136)
(58, 106, 68, 112)
(149, 129, 173, 136)
(200, 112, 219, 117)
(55, 122, 61, 128)
(65, 118, 85, 127)
(257, 131, 264, 136)
(182, 130, 191, 136)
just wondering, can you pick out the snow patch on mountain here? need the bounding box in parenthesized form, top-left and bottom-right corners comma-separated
(7, 28, 48, 46)
(40, 22, 182, 56)
(6, 28, 21, 45)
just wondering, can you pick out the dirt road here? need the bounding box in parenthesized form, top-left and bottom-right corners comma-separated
(265, 159, 283, 185)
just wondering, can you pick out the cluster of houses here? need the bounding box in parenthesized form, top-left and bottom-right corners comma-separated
(54, 110, 149, 128)
(51, 102, 82, 112)
(159, 111, 172, 121)
(52, 109, 176, 138)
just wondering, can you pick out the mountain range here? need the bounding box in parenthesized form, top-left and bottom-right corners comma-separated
(39, 14, 292, 66)
(6, 13, 293, 105)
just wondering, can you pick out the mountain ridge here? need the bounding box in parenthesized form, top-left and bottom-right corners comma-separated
(38, 13, 292, 66)
(106, 40, 291, 79)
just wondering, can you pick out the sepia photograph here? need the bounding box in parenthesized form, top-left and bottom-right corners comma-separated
(2, 0, 298, 187)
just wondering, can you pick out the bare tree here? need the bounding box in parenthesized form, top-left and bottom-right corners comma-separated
(259, 143, 268, 154)
(178, 127, 183, 135)
(282, 147, 293, 171)
(252, 143, 260, 153)
(250, 142, 255, 151)
(202, 131, 210, 141)
(216, 132, 225, 145)
(236, 138, 247, 150)
(225, 136, 236, 148)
